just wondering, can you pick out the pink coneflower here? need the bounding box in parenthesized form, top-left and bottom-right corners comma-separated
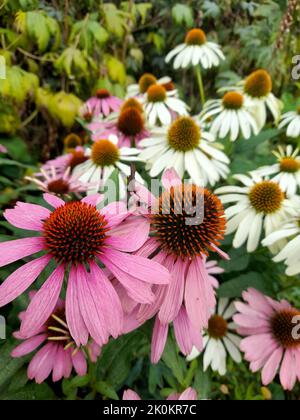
(42, 146, 89, 175)
(127, 168, 228, 363)
(12, 294, 101, 384)
(88, 106, 150, 148)
(234, 288, 300, 390)
(0, 144, 7, 153)
(84, 89, 123, 117)
(123, 387, 197, 400)
(26, 167, 92, 196)
(0, 193, 170, 348)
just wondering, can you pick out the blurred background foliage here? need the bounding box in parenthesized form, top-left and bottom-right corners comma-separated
(0, 0, 300, 400)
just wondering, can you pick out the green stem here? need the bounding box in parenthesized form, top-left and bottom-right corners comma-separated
(195, 66, 205, 108)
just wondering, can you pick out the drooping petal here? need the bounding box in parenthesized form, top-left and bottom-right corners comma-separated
(28, 342, 57, 384)
(20, 264, 65, 337)
(11, 334, 47, 358)
(0, 254, 51, 307)
(76, 263, 109, 346)
(66, 266, 89, 346)
(162, 168, 182, 189)
(106, 216, 150, 252)
(0, 237, 45, 268)
(71, 349, 87, 376)
(151, 317, 168, 364)
(90, 261, 123, 338)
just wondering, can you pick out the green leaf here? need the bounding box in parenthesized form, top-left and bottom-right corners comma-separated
(105, 54, 126, 85)
(193, 369, 211, 400)
(96, 381, 119, 400)
(0, 340, 29, 389)
(1, 383, 55, 400)
(218, 271, 271, 298)
(171, 4, 194, 27)
(96, 330, 147, 389)
(161, 335, 186, 385)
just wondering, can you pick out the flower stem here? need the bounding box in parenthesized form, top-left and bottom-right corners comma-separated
(195, 66, 205, 108)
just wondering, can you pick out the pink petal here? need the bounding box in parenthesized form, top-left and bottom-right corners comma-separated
(261, 347, 283, 385)
(52, 346, 66, 382)
(151, 317, 168, 364)
(66, 266, 89, 346)
(280, 350, 297, 390)
(101, 248, 170, 285)
(101, 202, 128, 228)
(159, 258, 185, 324)
(4, 202, 50, 231)
(11, 334, 47, 358)
(81, 194, 103, 206)
(178, 388, 197, 400)
(100, 252, 154, 304)
(106, 216, 150, 252)
(123, 390, 141, 400)
(63, 349, 73, 378)
(173, 307, 203, 355)
(72, 349, 87, 376)
(90, 262, 123, 338)
(184, 258, 215, 330)
(0, 237, 45, 268)
(162, 168, 182, 189)
(28, 342, 56, 384)
(0, 254, 51, 307)
(76, 263, 109, 346)
(20, 265, 65, 337)
(43, 193, 65, 209)
(242, 288, 274, 316)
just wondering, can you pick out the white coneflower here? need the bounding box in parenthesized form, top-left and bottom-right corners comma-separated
(279, 107, 300, 138)
(200, 91, 259, 141)
(126, 73, 175, 98)
(138, 116, 230, 186)
(215, 174, 298, 252)
(166, 28, 225, 70)
(187, 298, 241, 375)
(222, 70, 282, 130)
(73, 135, 144, 197)
(140, 84, 189, 126)
(253, 145, 300, 196)
(263, 211, 300, 276)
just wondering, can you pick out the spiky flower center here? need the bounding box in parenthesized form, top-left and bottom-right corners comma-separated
(117, 108, 144, 136)
(222, 92, 244, 110)
(139, 73, 157, 94)
(168, 116, 200, 152)
(121, 98, 143, 114)
(68, 150, 88, 170)
(249, 181, 284, 214)
(244, 69, 272, 98)
(271, 310, 300, 349)
(147, 84, 167, 103)
(185, 29, 207, 46)
(150, 185, 226, 259)
(208, 315, 228, 339)
(64, 133, 82, 150)
(91, 140, 120, 167)
(47, 179, 70, 195)
(43, 201, 109, 263)
(96, 88, 111, 99)
(280, 157, 300, 173)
